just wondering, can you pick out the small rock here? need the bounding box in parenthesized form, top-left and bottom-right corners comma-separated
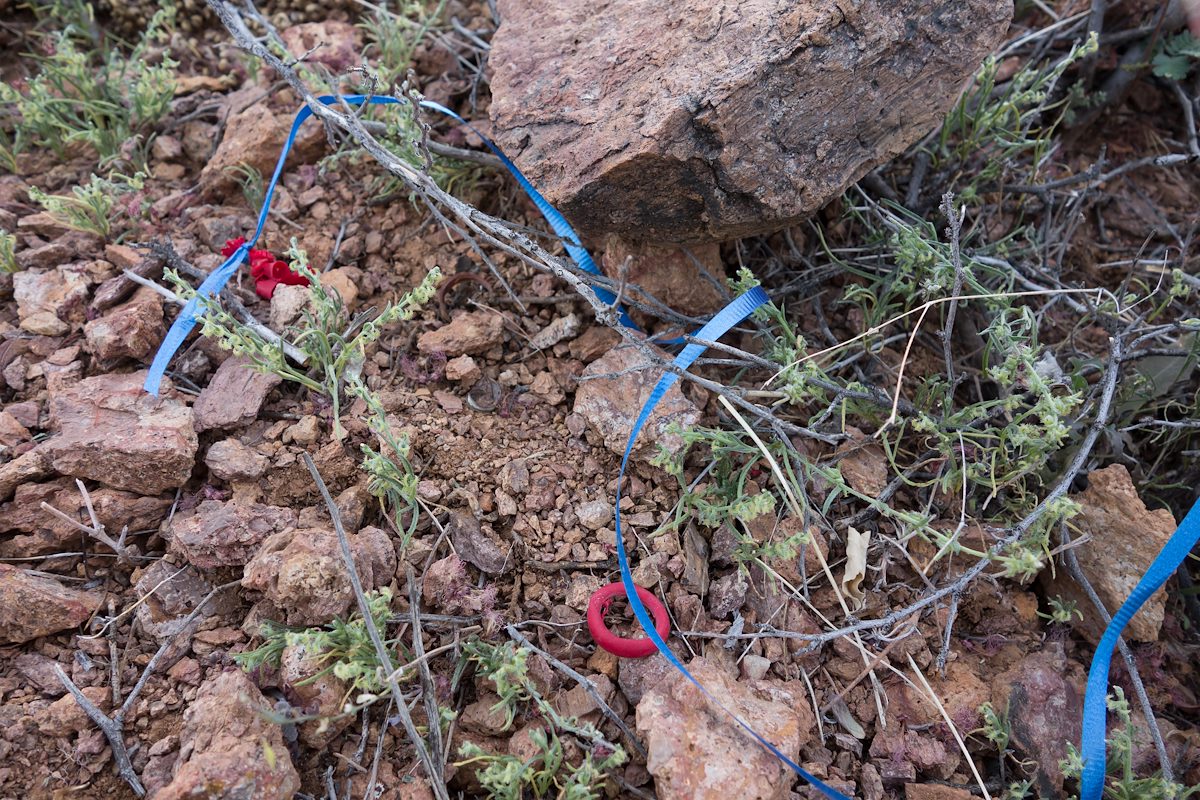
(193, 356, 282, 431)
(575, 500, 614, 531)
(14, 652, 69, 695)
(602, 238, 726, 316)
(269, 283, 311, 330)
(835, 429, 889, 497)
(0, 411, 30, 448)
(0, 479, 171, 559)
(617, 651, 678, 705)
(565, 574, 604, 611)
(280, 643, 353, 748)
(83, 286, 165, 362)
(17, 211, 74, 238)
(0, 446, 54, 502)
(1043, 464, 1179, 642)
(5, 400, 39, 429)
(167, 657, 202, 686)
(635, 656, 812, 800)
(154, 670, 300, 800)
(739, 654, 771, 682)
(991, 645, 1086, 797)
(573, 342, 700, 461)
(43, 371, 197, 494)
(285, 415, 321, 447)
(13, 266, 91, 336)
(448, 510, 512, 574)
(553, 674, 615, 721)
(459, 693, 512, 736)
(320, 268, 359, 307)
(0, 564, 104, 644)
(281, 21, 362, 72)
(529, 313, 582, 350)
(205, 439, 269, 481)
(417, 310, 506, 357)
(200, 102, 327, 198)
(445, 355, 481, 383)
(242, 526, 396, 625)
(134, 561, 222, 641)
(568, 326, 621, 362)
(707, 571, 748, 619)
(39, 687, 110, 736)
(168, 500, 297, 568)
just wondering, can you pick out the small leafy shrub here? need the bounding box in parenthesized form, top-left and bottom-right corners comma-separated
(1152, 32, 1200, 80)
(0, 4, 177, 164)
(1060, 688, 1199, 800)
(28, 171, 146, 238)
(234, 588, 407, 705)
(455, 640, 627, 800)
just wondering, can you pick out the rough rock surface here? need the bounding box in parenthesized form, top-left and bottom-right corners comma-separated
(13, 266, 91, 335)
(42, 372, 197, 494)
(168, 500, 297, 568)
(0, 478, 171, 558)
(448, 509, 512, 574)
(193, 356, 282, 431)
(280, 643, 353, 748)
(83, 286, 165, 362)
(205, 438, 269, 482)
(417, 310, 506, 357)
(200, 102, 327, 197)
(636, 656, 813, 800)
(0, 564, 104, 644)
(490, 0, 1012, 242)
(601, 238, 726, 316)
(1043, 464, 1178, 642)
(242, 525, 396, 625)
(154, 669, 300, 800)
(573, 342, 701, 460)
(991, 645, 1086, 797)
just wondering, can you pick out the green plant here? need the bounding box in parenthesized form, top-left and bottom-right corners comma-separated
(359, 0, 447, 89)
(0, 4, 177, 164)
(0, 230, 16, 274)
(173, 240, 442, 438)
(346, 376, 421, 544)
(234, 588, 408, 704)
(1151, 32, 1200, 80)
(454, 640, 626, 800)
(227, 163, 266, 214)
(1060, 688, 1199, 800)
(1037, 595, 1082, 625)
(27, 171, 147, 238)
(933, 33, 1099, 200)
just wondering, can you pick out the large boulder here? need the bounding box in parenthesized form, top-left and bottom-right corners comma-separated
(490, 0, 1013, 242)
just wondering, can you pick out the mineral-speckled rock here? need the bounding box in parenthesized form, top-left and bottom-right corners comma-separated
(635, 656, 813, 800)
(42, 371, 197, 494)
(168, 500, 297, 568)
(490, 0, 1013, 242)
(572, 341, 700, 461)
(242, 525, 396, 625)
(154, 669, 300, 800)
(1043, 464, 1179, 643)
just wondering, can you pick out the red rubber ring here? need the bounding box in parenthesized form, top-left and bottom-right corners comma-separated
(586, 582, 671, 659)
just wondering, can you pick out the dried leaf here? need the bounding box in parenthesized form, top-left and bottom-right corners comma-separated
(841, 526, 870, 611)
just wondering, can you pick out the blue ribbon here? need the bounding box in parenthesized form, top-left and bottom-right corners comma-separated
(144, 93, 631, 395)
(1079, 498, 1200, 799)
(612, 284, 852, 800)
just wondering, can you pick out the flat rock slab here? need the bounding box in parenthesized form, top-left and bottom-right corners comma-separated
(0, 564, 104, 644)
(43, 371, 197, 494)
(193, 356, 282, 431)
(490, 0, 1012, 242)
